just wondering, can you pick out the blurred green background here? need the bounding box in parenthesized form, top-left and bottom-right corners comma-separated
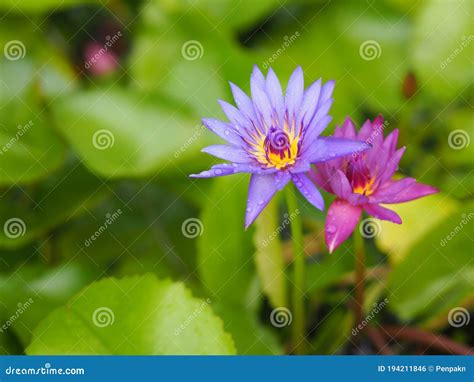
(0, 0, 473, 355)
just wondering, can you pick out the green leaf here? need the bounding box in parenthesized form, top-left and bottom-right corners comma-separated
(197, 175, 255, 304)
(411, 0, 473, 101)
(0, 59, 66, 186)
(27, 274, 236, 355)
(50, 88, 205, 178)
(0, 262, 98, 345)
(386, 202, 474, 323)
(253, 196, 287, 308)
(376, 193, 458, 264)
(0, 164, 107, 249)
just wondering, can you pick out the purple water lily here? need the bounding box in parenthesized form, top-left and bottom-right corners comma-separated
(311, 116, 438, 253)
(190, 66, 370, 228)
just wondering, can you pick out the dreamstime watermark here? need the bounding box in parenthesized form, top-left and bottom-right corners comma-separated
(262, 31, 300, 69)
(174, 124, 206, 159)
(359, 40, 382, 61)
(92, 307, 115, 327)
(270, 307, 292, 328)
(447, 307, 470, 328)
(440, 35, 474, 69)
(181, 218, 204, 239)
(0, 298, 34, 333)
(92, 129, 115, 150)
(84, 209, 122, 247)
(448, 129, 470, 150)
(352, 298, 389, 336)
(0, 121, 33, 155)
(174, 298, 212, 336)
(84, 31, 122, 70)
(359, 218, 381, 239)
(3, 218, 26, 239)
(262, 209, 300, 247)
(181, 40, 203, 61)
(3, 40, 26, 60)
(440, 212, 474, 247)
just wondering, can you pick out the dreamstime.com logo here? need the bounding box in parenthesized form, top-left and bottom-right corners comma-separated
(92, 307, 115, 327)
(92, 129, 115, 150)
(0, 120, 33, 155)
(3, 40, 26, 60)
(359, 40, 382, 61)
(262, 31, 300, 69)
(359, 218, 381, 239)
(262, 209, 300, 247)
(84, 31, 122, 70)
(84, 209, 123, 247)
(352, 298, 389, 336)
(182, 218, 204, 238)
(174, 298, 212, 336)
(0, 298, 34, 333)
(448, 307, 470, 328)
(270, 307, 292, 328)
(440, 212, 473, 247)
(448, 129, 470, 150)
(181, 40, 203, 61)
(3, 218, 26, 239)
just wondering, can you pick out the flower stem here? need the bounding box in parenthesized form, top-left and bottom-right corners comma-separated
(285, 183, 305, 354)
(353, 225, 365, 337)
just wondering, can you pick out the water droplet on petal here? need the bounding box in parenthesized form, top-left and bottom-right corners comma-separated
(257, 200, 264, 206)
(326, 224, 336, 233)
(224, 130, 230, 136)
(215, 169, 222, 175)
(246, 207, 252, 213)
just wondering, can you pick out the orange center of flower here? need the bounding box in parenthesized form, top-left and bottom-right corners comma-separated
(346, 158, 375, 196)
(250, 126, 299, 169)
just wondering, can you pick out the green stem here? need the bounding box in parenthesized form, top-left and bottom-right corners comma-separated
(285, 183, 305, 354)
(353, 225, 366, 336)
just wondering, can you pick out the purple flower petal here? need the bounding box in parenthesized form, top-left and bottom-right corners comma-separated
(202, 118, 243, 146)
(325, 199, 362, 253)
(304, 136, 371, 163)
(363, 203, 401, 224)
(338, 117, 357, 139)
(298, 78, 322, 128)
(328, 169, 352, 199)
(371, 178, 438, 204)
(245, 172, 291, 228)
(218, 100, 249, 131)
(285, 66, 304, 120)
(229, 82, 256, 121)
(301, 115, 333, 150)
(251, 82, 273, 130)
(319, 80, 335, 104)
(202, 145, 252, 163)
(190, 163, 277, 178)
(265, 67, 285, 125)
(377, 146, 406, 183)
(291, 172, 324, 210)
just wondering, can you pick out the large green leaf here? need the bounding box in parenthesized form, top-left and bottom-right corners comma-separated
(0, 164, 107, 249)
(27, 274, 236, 355)
(387, 202, 474, 323)
(50, 89, 205, 178)
(197, 175, 255, 304)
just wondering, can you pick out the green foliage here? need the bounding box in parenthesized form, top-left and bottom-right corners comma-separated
(0, 0, 472, 356)
(27, 274, 236, 355)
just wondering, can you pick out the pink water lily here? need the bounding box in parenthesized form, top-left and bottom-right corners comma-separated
(311, 116, 438, 253)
